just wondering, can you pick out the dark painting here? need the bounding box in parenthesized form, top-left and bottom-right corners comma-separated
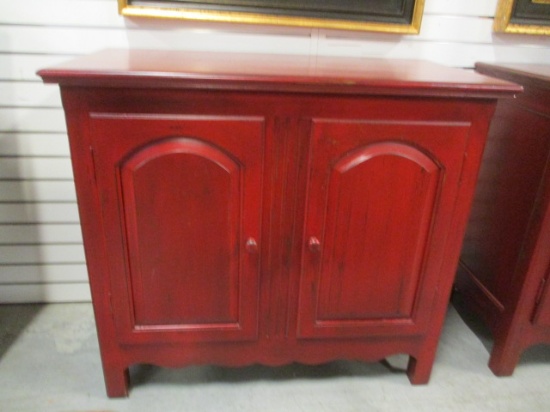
(495, 0, 550, 34)
(146, 0, 416, 24)
(511, 0, 550, 26)
(121, 0, 425, 33)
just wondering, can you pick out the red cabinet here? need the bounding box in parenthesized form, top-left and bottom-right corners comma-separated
(456, 63, 550, 376)
(38, 50, 518, 397)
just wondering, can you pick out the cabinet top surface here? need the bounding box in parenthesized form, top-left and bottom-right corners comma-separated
(476, 62, 550, 90)
(38, 49, 520, 98)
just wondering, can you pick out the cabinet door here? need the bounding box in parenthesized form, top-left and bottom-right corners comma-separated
(298, 119, 470, 339)
(90, 114, 264, 343)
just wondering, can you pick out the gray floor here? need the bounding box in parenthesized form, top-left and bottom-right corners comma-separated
(0, 301, 549, 412)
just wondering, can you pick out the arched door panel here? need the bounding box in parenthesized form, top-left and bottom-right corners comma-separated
(298, 119, 470, 339)
(91, 115, 264, 343)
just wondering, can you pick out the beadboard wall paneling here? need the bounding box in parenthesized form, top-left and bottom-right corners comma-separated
(0, 284, 91, 303)
(425, 0, 498, 16)
(3, 20, 550, 64)
(0, 82, 62, 107)
(0, 158, 73, 180)
(0, 224, 82, 244)
(0, 245, 85, 264)
(0, 0, 121, 27)
(0, 203, 80, 224)
(0, 133, 70, 156)
(1, 0, 550, 303)
(0, 182, 76, 202)
(0, 108, 67, 132)
(0, 55, 76, 81)
(1, 264, 88, 283)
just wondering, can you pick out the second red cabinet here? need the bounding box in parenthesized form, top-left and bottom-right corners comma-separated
(456, 62, 550, 376)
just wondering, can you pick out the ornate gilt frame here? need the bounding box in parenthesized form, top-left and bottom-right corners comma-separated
(495, 0, 550, 35)
(117, 0, 425, 34)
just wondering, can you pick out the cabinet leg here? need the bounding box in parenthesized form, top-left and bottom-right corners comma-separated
(406, 354, 434, 385)
(488, 340, 522, 377)
(103, 365, 130, 398)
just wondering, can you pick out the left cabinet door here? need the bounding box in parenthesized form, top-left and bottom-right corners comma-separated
(90, 114, 265, 344)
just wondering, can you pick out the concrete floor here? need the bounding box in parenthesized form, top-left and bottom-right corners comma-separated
(0, 301, 549, 412)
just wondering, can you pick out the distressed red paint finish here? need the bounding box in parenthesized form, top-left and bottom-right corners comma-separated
(457, 62, 550, 376)
(38, 50, 519, 397)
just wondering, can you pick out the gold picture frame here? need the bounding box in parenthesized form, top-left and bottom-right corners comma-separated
(118, 0, 425, 34)
(495, 0, 550, 35)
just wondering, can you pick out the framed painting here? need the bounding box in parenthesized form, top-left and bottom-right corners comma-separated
(118, 0, 425, 34)
(495, 0, 550, 35)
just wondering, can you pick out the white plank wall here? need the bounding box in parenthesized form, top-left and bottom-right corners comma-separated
(0, 0, 549, 303)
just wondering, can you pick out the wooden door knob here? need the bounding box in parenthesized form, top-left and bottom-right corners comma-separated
(245, 237, 258, 254)
(308, 236, 321, 253)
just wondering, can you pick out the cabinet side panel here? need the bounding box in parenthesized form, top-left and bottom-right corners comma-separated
(460, 102, 550, 305)
(527, 149, 550, 328)
(60, 88, 132, 396)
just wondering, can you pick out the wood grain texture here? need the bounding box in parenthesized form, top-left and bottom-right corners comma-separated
(38, 49, 520, 98)
(91, 114, 264, 341)
(298, 119, 469, 339)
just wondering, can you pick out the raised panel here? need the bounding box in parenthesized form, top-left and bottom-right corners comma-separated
(91, 115, 264, 342)
(298, 119, 470, 338)
(316, 143, 440, 321)
(121, 138, 241, 326)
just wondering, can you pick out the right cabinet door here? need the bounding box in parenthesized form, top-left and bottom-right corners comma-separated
(298, 119, 471, 339)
